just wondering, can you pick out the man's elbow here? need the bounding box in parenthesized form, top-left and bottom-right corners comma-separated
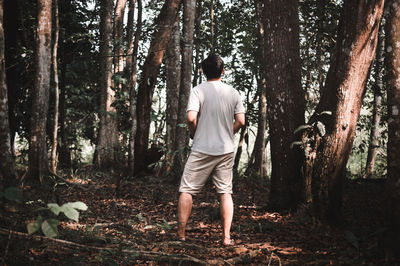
(236, 114, 245, 127)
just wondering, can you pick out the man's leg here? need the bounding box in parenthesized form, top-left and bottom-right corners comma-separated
(177, 192, 193, 240)
(220, 193, 234, 245)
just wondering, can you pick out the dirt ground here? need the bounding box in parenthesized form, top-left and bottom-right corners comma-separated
(0, 172, 395, 265)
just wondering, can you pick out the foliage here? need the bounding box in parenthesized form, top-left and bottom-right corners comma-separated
(27, 201, 88, 238)
(0, 187, 23, 204)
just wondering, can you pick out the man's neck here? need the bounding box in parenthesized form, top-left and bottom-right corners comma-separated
(207, 77, 221, 82)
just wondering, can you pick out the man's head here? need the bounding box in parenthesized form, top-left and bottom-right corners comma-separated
(201, 54, 224, 80)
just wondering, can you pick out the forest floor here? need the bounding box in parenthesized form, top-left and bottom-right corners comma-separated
(0, 168, 395, 265)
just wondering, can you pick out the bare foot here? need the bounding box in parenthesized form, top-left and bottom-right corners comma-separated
(223, 237, 234, 246)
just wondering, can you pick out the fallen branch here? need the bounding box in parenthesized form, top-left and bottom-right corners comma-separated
(225, 250, 261, 264)
(0, 228, 206, 265)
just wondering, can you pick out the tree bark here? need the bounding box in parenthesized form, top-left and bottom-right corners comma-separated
(364, 22, 384, 179)
(127, 0, 142, 176)
(27, 0, 52, 182)
(134, 0, 182, 174)
(0, 0, 17, 188)
(384, 0, 400, 259)
(96, 0, 120, 170)
(165, 18, 181, 175)
(303, 0, 384, 224)
(51, 0, 59, 173)
(173, 0, 196, 178)
(263, 0, 305, 210)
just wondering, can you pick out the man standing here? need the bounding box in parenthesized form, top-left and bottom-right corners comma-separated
(177, 54, 245, 246)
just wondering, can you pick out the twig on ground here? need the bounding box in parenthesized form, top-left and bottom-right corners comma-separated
(0, 228, 206, 265)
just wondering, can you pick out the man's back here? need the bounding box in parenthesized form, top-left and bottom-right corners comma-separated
(187, 80, 245, 155)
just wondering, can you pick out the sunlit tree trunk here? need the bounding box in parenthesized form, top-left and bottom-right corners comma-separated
(385, 0, 400, 259)
(0, 0, 17, 188)
(165, 19, 181, 175)
(27, 0, 52, 182)
(114, 0, 127, 75)
(263, 0, 305, 210)
(303, 0, 384, 224)
(173, 0, 196, 178)
(127, 0, 141, 176)
(96, 0, 120, 170)
(51, 0, 59, 173)
(364, 23, 384, 179)
(134, 0, 182, 174)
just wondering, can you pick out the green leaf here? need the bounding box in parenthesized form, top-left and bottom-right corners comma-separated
(4, 187, 23, 203)
(27, 216, 43, 235)
(48, 203, 62, 216)
(344, 230, 359, 249)
(64, 201, 88, 211)
(41, 219, 59, 238)
(316, 121, 326, 136)
(319, 111, 332, 116)
(294, 125, 312, 134)
(61, 205, 80, 222)
(290, 141, 303, 149)
(177, 123, 187, 128)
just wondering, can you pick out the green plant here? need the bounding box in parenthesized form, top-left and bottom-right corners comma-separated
(27, 201, 88, 238)
(0, 187, 23, 204)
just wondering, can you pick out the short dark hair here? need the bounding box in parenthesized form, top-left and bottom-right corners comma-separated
(201, 54, 224, 80)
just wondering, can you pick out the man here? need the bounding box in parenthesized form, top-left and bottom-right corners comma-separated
(177, 54, 245, 246)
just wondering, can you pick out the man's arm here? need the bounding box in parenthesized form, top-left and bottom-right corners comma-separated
(187, 110, 198, 139)
(233, 113, 245, 134)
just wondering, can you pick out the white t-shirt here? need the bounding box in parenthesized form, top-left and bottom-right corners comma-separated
(186, 80, 245, 155)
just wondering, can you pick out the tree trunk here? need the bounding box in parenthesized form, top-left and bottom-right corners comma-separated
(363, 22, 384, 179)
(58, 59, 71, 170)
(165, 18, 181, 175)
(303, 0, 384, 224)
(384, 0, 400, 259)
(27, 0, 52, 182)
(96, 0, 120, 170)
(263, 0, 306, 210)
(51, 0, 59, 173)
(134, 0, 182, 174)
(0, 0, 17, 188)
(234, 126, 247, 176)
(172, 0, 196, 178)
(114, 0, 127, 75)
(127, 0, 141, 176)
(247, 0, 267, 177)
(192, 0, 202, 87)
(4, 0, 22, 158)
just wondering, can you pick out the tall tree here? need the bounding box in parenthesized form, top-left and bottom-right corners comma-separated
(173, 0, 196, 177)
(263, 0, 305, 210)
(113, 0, 127, 75)
(0, 0, 17, 188)
(302, 0, 384, 224)
(247, 0, 267, 177)
(96, 0, 120, 170)
(127, 0, 142, 176)
(363, 22, 385, 179)
(384, 0, 400, 258)
(165, 18, 181, 175)
(51, 0, 59, 173)
(27, 0, 52, 182)
(134, 0, 182, 174)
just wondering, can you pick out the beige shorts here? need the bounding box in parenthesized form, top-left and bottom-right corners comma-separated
(179, 151, 234, 195)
